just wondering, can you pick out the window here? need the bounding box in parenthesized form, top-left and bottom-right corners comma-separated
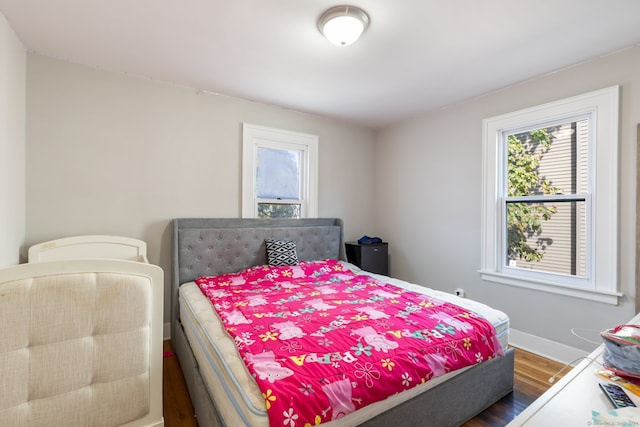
(242, 123, 318, 218)
(480, 86, 619, 304)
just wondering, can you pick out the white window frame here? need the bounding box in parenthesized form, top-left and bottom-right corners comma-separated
(242, 123, 318, 218)
(480, 86, 620, 304)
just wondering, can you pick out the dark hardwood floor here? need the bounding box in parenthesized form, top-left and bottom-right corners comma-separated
(162, 341, 198, 427)
(162, 341, 566, 427)
(461, 348, 565, 426)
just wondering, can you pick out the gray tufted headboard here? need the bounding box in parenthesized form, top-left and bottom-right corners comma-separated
(171, 218, 344, 338)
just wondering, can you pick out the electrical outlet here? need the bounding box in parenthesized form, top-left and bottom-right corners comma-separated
(454, 288, 465, 298)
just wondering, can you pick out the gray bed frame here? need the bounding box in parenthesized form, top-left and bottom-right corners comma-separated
(171, 218, 514, 427)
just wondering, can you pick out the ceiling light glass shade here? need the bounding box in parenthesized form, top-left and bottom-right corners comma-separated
(318, 6, 369, 46)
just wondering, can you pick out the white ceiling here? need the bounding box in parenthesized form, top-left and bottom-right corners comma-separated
(2, 0, 640, 129)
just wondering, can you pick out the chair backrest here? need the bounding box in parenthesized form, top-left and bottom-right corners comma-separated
(28, 235, 148, 263)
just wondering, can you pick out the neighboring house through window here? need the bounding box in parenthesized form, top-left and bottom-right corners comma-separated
(480, 86, 619, 304)
(242, 123, 318, 218)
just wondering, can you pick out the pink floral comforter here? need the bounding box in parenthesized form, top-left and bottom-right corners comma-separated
(195, 259, 503, 427)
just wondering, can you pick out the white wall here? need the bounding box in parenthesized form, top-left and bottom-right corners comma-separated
(25, 54, 377, 325)
(375, 45, 640, 357)
(0, 12, 25, 267)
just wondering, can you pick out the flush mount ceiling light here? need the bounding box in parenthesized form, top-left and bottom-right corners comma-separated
(318, 5, 370, 46)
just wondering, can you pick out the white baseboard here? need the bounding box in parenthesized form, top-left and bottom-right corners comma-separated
(508, 328, 590, 365)
(163, 322, 171, 341)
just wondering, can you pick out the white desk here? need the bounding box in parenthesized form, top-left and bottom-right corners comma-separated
(507, 313, 640, 426)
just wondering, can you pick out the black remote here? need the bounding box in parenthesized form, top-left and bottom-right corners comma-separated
(599, 383, 637, 408)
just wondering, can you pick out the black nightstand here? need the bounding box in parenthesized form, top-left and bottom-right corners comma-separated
(345, 242, 388, 275)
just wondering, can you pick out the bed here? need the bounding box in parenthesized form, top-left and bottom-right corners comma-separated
(171, 218, 514, 427)
(0, 235, 165, 427)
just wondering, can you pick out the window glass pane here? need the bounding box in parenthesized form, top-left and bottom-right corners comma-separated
(506, 200, 587, 277)
(256, 147, 301, 200)
(507, 119, 588, 197)
(258, 203, 301, 219)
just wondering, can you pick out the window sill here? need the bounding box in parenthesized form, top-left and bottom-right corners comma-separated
(479, 270, 621, 305)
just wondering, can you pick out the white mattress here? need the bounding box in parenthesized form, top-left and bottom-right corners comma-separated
(178, 261, 510, 427)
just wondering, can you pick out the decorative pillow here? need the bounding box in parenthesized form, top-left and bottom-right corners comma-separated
(265, 239, 299, 266)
